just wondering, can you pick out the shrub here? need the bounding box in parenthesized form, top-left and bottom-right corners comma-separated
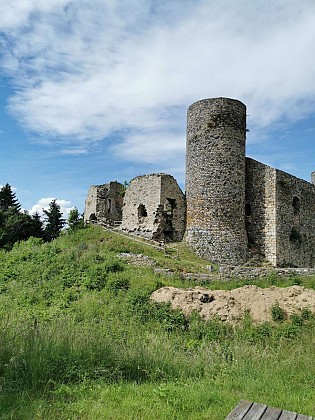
(267, 271, 279, 285)
(290, 313, 303, 326)
(106, 275, 130, 292)
(271, 302, 286, 322)
(290, 276, 302, 286)
(103, 258, 124, 274)
(252, 322, 273, 341)
(301, 308, 312, 320)
(127, 290, 153, 321)
(152, 302, 187, 332)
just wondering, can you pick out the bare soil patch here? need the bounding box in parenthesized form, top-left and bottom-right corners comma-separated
(151, 285, 315, 323)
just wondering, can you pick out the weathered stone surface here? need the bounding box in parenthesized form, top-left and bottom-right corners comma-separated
(120, 173, 186, 242)
(275, 169, 315, 267)
(245, 158, 277, 265)
(186, 97, 247, 265)
(245, 158, 315, 267)
(118, 253, 157, 267)
(84, 181, 123, 224)
(219, 266, 315, 279)
(84, 97, 315, 269)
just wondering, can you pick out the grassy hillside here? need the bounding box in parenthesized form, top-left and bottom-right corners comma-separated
(0, 226, 315, 419)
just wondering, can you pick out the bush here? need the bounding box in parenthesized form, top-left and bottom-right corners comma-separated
(103, 258, 124, 274)
(127, 290, 155, 321)
(271, 302, 286, 322)
(301, 308, 312, 320)
(152, 302, 187, 332)
(290, 276, 302, 286)
(252, 322, 273, 341)
(106, 275, 130, 292)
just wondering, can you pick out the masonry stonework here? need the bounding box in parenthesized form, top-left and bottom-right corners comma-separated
(84, 181, 123, 224)
(84, 97, 315, 268)
(120, 174, 186, 242)
(275, 170, 315, 267)
(245, 158, 277, 266)
(185, 98, 248, 265)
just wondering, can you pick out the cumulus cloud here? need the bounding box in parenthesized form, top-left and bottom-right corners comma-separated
(28, 197, 73, 220)
(111, 131, 185, 163)
(1, 0, 315, 167)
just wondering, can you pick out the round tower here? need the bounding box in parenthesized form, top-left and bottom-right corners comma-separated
(185, 97, 247, 265)
(311, 171, 315, 185)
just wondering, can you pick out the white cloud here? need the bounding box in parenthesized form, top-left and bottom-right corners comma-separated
(28, 197, 73, 220)
(60, 147, 88, 156)
(111, 131, 185, 163)
(1, 0, 315, 166)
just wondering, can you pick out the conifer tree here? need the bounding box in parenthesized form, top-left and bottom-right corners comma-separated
(0, 185, 44, 249)
(0, 183, 21, 212)
(43, 199, 65, 241)
(31, 212, 44, 238)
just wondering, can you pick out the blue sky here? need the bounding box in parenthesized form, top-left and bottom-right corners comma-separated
(1, 0, 315, 217)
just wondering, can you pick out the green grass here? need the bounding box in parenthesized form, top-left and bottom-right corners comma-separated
(0, 226, 315, 419)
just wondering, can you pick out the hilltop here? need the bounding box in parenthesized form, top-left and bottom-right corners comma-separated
(0, 225, 315, 419)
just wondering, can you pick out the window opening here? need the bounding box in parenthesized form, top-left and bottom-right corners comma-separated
(245, 203, 251, 217)
(138, 204, 147, 219)
(292, 196, 300, 214)
(164, 198, 177, 216)
(107, 199, 112, 213)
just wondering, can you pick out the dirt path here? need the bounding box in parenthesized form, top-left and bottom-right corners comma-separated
(151, 285, 315, 322)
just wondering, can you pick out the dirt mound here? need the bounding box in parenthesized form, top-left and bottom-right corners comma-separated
(150, 285, 315, 323)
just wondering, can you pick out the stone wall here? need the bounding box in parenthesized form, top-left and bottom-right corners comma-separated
(219, 265, 315, 279)
(275, 169, 315, 267)
(186, 97, 247, 265)
(245, 158, 277, 266)
(83, 97, 315, 269)
(84, 181, 124, 223)
(245, 159, 315, 267)
(120, 173, 186, 241)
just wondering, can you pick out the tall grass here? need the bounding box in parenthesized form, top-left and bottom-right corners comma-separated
(1, 227, 315, 418)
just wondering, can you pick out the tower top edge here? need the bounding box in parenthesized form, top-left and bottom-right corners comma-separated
(188, 97, 246, 110)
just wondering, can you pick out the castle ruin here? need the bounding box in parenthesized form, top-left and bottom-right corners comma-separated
(84, 97, 315, 268)
(120, 174, 186, 242)
(84, 181, 124, 224)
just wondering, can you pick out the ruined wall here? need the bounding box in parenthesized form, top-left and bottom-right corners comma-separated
(120, 174, 185, 241)
(245, 158, 277, 266)
(83, 97, 315, 269)
(275, 170, 315, 267)
(158, 175, 186, 241)
(186, 97, 247, 265)
(245, 159, 315, 267)
(84, 181, 124, 223)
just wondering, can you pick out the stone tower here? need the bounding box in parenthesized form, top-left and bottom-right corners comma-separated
(312, 171, 315, 185)
(185, 97, 248, 265)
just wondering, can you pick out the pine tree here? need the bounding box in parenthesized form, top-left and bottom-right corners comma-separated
(43, 199, 65, 241)
(0, 185, 44, 249)
(31, 212, 44, 238)
(0, 183, 21, 212)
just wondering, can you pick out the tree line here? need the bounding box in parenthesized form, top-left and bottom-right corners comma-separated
(0, 183, 83, 250)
